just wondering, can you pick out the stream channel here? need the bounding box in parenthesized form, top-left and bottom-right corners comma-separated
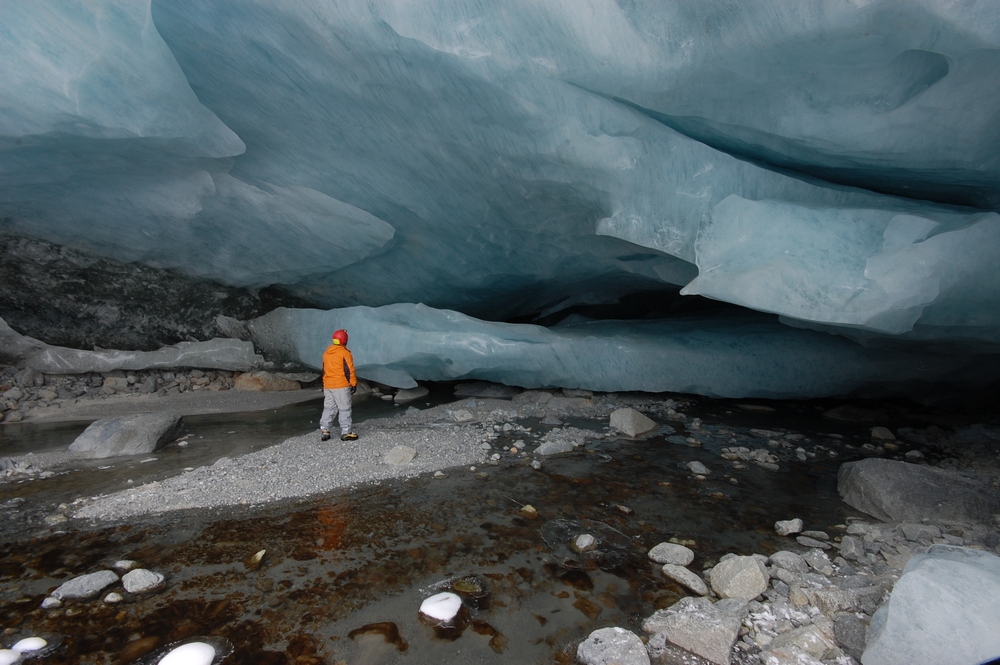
(0, 389, 939, 664)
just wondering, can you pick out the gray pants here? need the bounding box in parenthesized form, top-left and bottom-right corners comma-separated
(320, 387, 353, 435)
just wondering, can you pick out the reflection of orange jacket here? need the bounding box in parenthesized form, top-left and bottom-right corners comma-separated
(322, 344, 357, 389)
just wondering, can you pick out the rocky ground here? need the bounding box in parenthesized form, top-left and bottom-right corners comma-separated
(2, 366, 1000, 664)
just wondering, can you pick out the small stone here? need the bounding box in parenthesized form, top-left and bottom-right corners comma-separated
(40, 596, 62, 609)
(571, 534, 599, 553)
(904, 449, 925, 460)
(113, 560, 138, 571)
(104, 592, 124, 604)
(648, 542, 695, 566)
(687, 461, 710, 475)
(775, 519, 804, 536)
(661, 564, 710, 596)
(871, 426, 896, 440)
(839, 535, 865, 560)
(800, 530, 829, 541)
(122, 568, 165, 594)
(52, 570, 120, 599)
(796, 536, 832, 550)
(709, 556, 769, 600)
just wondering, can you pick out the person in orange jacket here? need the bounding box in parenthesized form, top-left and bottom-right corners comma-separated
(320, 329, 358, 441)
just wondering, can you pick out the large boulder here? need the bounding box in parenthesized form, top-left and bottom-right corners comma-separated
(643, 596, 748, 665)
(69, 413, 182, 458)
(862, 546, 1000, 665)
(838, 458, 1000, 522)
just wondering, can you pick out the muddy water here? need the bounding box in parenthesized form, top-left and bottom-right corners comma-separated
(0, 395, 882, 664)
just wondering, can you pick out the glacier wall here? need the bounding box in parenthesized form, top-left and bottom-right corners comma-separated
(1, 1, 999, 397)
(246, 305, 999, 399)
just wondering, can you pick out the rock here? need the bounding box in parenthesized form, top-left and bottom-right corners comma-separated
(562, 388, 593, 398)
(796, 536, 831, 550)
(577, 627, 650, 665)
(686, 461, 710, 475)
(571, 534, 599, 553)
(454, 381, 520, 399)
(899, 522, 941, 542)
(769, 551, 809, 574)
(838, 458, 1000, 522)
(871, 426, 896, 440)
(384, 445, 417, 465)
(609, 408, 658, 437)
(546, 396, 590, 411)
(104, 592, 124, 604)
(450, 409, 475, 422)
(774, 518, 803, 536)
(839, 535, 865, 560)
(802, 549, 834, 576)
(394, 386, 429, 402)
(863, 546, 1000, 665)
(769, 624, 838, 661)
(661, 564, 709, 596)
(40, 596, 61, 609)
(535, 439, 577, 456)
(68, 412, 182, 459)
(122, 568, 164, 593)
(648, 542, 695, 566)
(834, 614, 868, 661)
(113, 559, 139, 571)
(709, 556, 769, 600)
(642, 596, 748, 665)
(511, 390, 552, 405)
(52, 570, 120, 599)
(761, 646, 824, 665)
(799, 530, 828, 541)
(233, 371, 300, 391)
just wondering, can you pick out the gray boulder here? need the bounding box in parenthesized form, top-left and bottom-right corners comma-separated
(122, 568, 165, 593)
(643, 596, 748, 665)
(838, 458, 1000, 522)
(576, 627, 650, 665)
(384, 445, 417, 465)
(69, 412, 182, 458)
(863, 546, 1000, 665)
(710, 555, 769, 600)
(610, 408, 658, 437)
(648, 542, 695, 566)
(52, 570, 120, 599)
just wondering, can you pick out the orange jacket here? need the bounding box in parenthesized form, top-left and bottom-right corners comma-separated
(322, 343, 357, 389)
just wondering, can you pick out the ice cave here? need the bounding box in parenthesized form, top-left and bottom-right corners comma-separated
(2, 0, 1000, 400)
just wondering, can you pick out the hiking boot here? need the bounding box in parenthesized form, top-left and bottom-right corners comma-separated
(320, 430, 331, 441)
(341, 432, 359, 441)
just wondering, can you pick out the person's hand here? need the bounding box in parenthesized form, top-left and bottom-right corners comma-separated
(350, 385, 356, 394)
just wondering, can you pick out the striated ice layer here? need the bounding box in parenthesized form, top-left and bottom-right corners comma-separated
(246, 304, 997, 399)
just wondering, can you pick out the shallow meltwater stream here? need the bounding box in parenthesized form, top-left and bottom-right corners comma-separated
(0, 394, 905, 664)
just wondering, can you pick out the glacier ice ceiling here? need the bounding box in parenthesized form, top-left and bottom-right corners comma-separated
(1, 0, 999, 399)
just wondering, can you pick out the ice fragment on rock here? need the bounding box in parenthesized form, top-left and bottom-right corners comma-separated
(419, 592, 463, 623)
(157, 642, 217, 665)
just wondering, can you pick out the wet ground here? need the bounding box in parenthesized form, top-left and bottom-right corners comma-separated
(0, 391, 979, 664)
